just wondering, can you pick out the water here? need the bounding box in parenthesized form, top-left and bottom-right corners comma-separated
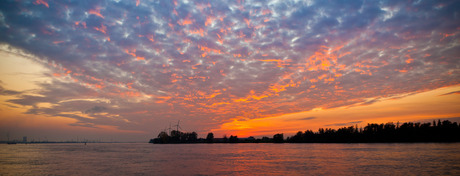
(1, 143, 459, 175)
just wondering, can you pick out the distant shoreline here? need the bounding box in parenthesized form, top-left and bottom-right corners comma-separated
(150, 119, 460, 144)
(0, 141, 143, 144)
(2, 141, 460, 145)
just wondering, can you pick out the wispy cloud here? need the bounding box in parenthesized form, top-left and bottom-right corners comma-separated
(285, 117, 316, 121)
(440, 91, 460, 96)
(326, 121, 363, 127)
(0, 84, 21, 96)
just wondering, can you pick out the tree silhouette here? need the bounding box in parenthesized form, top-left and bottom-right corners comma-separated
(229, 135, 238, 143)
(157, 131, 170, 143)
(206, 132, 214, 143)
(273, 133, 284, 143)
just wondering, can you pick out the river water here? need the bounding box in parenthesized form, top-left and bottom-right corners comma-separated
(1, 143, 459, 175)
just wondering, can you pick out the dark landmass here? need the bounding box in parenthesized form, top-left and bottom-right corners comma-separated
(149, 119, 460, 144)
(0, 141, 121, 144)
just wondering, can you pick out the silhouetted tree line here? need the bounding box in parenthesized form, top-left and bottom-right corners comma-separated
(287, 120, 460, 143)
(149, 130, 198, 144)
(150, 131, 262, 144)
(150, 120, 460, 144)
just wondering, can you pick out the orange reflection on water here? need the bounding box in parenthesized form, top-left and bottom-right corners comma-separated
(2, 143, 460, 175)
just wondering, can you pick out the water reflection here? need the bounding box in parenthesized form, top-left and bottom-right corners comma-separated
(1, 143, 460, 175)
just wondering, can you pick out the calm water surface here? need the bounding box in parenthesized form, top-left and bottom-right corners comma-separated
(1, 143, 459, 175)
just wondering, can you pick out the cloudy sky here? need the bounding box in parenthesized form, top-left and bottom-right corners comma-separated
(0, 0, 459, 142)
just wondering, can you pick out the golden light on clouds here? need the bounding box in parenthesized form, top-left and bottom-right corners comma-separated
(215, 85, 460, 137)
(0, 50, 50, 91)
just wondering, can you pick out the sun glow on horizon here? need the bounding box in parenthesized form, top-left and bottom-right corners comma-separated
(213, 85, 460, 138)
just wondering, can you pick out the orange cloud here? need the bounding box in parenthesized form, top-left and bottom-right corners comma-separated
(198, 45, 221, 57)
(94, 24, 107, 34)
(262, 9, 271, 15)
(178, 15, 193, 26)
(244, 18, 251, 28)
(89, 8, 104, 19)
(205, 16, 215, 26)
(125, 49, 136, 57)
(440, 32, 456, 41)
(147, 34, 155, 42)
(405, 54, 414, 64)
(33, 0, 49, 8)
(187, 28, 205, 37)
(74, 21, 87, 28)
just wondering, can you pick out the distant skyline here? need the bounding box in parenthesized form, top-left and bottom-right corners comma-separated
(0, 0, 459, 142)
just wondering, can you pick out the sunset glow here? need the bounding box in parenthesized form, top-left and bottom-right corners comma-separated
(0, 0, 459, 142)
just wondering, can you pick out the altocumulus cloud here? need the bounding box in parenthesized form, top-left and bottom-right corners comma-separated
(0, 0, 459, 132)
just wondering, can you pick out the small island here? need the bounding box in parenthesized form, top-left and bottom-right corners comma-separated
(150, 119, 460, 144)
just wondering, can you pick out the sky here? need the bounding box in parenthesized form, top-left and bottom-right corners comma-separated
(0, 0, 459, 142)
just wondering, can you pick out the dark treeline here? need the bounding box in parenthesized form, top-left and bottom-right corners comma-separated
(287, 120, 460, 143)
(149, 120, 460, 144)
(150, 130, 198, 144)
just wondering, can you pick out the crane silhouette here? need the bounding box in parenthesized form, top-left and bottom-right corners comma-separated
(173, 120, 182, 132)
(168, 123, 172, 135)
